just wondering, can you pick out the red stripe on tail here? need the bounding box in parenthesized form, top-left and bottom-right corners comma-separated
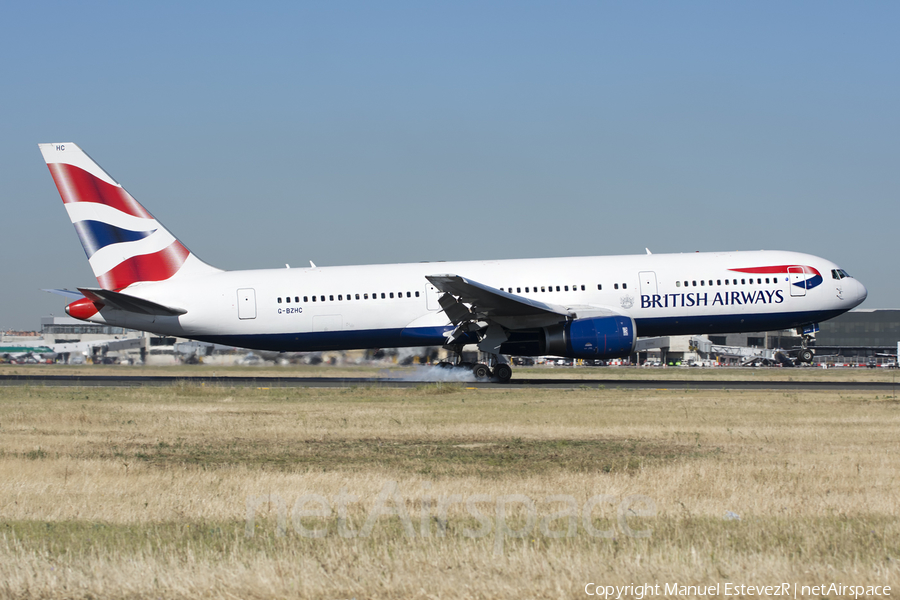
(97, 240, 190, 290)
(47, 163, 152, 219)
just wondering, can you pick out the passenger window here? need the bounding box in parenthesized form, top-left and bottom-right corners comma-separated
(541, 286, 546, 292)
(381, 293, 385, 299)
(692, 281, 696, 287)
(286, 296, 291, 303)
(407, 292, 411, 297)
(277, 297, 282, 304)
(304, 296, 308, 302)
(548, 286, 552, 293)
(364, 293, 369, 299)
(581, 285, 585, 291)
(741, 279, 746, 285)
(700, 281, 705, 286)
(355, 294, 360, 300)
(415, 291, 420, 297)
(623, 283, 627, 289)
(322, 295, 326, 301)
(614, 284, 619, 290)
(338, 295, 343, 301)
(564, 285, 569, 291)
(765, 278, 770, 284)
(556, 286, 560, 291)
(517, 287, 521, 293)
(716, 280, 721, 286)
(597, 284, 602, 290)
(295, 297, 299, 303)
(676, 281, 681, 287)
(390, 293, 394, 298)
(312, 296, 316, 302)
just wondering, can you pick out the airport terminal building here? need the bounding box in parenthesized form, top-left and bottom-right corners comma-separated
(698, 309, 899, 365)
(814, 309, 900, 363)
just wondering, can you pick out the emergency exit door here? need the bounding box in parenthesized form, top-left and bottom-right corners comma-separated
(237, 288, 257, 319)
(639, 271, 658, 295)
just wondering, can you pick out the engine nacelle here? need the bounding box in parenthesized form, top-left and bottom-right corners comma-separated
(497, 315, 637, 360)
(545, 315, 636, 359)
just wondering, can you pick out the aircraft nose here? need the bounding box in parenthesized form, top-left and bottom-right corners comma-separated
(855, 279, 868, 305)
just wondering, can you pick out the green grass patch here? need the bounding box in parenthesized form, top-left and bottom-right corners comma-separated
(91, 437, 695, 477)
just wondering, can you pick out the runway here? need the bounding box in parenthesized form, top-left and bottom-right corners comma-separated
(0, 373, 896, 391)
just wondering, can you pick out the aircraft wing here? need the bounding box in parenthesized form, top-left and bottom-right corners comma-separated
(426, 274, 572, 319)
(78, 288, 187, 316)
(426, 273, 625, 352)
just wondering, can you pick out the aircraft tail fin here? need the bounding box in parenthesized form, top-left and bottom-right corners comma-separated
(39, 143, 220, 291)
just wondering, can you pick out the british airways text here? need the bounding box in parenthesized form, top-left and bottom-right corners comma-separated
(641, 290, 785, 309)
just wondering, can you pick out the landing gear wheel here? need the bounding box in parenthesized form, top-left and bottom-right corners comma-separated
(797, 348, 814, 364)
(472, 363, 491, 379)
(493, 363, 513, 383)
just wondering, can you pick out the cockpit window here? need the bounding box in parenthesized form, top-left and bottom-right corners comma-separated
(832, 268, 853, 280)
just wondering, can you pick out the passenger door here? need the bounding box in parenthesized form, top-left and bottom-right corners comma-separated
(788, 267, 806, 297)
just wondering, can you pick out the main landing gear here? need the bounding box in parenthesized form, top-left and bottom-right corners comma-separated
(437, 349, 513, 383)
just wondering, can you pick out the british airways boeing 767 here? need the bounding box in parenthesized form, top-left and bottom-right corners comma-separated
(40, 143, 867, 382)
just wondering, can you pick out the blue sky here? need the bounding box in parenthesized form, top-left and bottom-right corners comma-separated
(2, 1, 898, 330)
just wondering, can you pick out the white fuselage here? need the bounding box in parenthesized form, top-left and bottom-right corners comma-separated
(78, 249, 867, 354)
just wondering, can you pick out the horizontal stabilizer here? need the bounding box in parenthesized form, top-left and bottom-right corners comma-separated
(77, 287, 187, 316)
(43, 288, 87, 300)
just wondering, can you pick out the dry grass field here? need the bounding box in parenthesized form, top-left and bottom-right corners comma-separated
(1, 377, 899, 598)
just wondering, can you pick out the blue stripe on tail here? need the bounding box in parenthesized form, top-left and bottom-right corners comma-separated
(73, 220, 157, 258)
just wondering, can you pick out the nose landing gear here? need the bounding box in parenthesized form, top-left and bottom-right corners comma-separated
(797, 347, 815, 364)
(794, 327, 817, 365)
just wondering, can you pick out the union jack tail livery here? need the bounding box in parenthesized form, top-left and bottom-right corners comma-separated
(39, 143, 219, 291)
